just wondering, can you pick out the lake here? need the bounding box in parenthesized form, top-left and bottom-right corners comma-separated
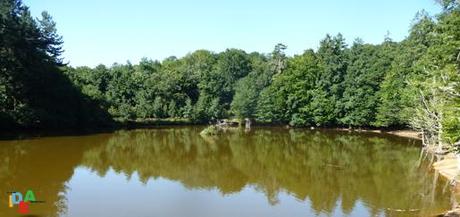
(0, 126, 451, 217)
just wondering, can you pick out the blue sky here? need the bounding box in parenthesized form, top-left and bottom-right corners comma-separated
(26, 0, 441, 67)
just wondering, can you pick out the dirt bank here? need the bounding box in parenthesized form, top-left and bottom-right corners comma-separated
(331, 128, 422, 140)
(385, 130, 421, 140)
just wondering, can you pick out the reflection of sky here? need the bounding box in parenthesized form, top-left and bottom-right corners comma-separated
(65, 167, 374, 217)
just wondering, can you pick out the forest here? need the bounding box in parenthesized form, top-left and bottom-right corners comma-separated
(0, 0, 459, 147)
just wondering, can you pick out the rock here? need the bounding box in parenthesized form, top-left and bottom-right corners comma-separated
(444, 210, 460, 217)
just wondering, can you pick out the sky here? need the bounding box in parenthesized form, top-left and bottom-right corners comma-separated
(25, 0, 441, 67)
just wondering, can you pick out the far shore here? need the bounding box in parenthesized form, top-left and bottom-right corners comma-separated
(0, 118, 422, 141)
(124, 119, 423, 141)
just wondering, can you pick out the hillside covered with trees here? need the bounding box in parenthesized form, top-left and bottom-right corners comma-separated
(1, 0, 459, 147)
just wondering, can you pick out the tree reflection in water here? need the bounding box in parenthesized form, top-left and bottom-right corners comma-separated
(0, 127, 452, 217)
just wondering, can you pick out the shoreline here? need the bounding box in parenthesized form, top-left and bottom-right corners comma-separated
(0, 120, 423, 141)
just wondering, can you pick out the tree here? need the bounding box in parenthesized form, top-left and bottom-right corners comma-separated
(37, 11, 64, 64)
(0, 0, 110, 130)
(105, 63, 138, 120)
(194, 49, 251, 121)
(436, 0, 460, 11)
(340, 39, 395, 127)
(257, 50, 321, 126)
(270, 43, 287, 74)
(375, 11, 436, 127)
(316, 34, 348, 125)
(409, 4, 460, 147)
(231, 52, 273, 120)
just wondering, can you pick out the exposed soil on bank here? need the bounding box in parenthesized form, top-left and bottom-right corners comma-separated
(384, 130, 422, 140)
(330, 127, 422, 140)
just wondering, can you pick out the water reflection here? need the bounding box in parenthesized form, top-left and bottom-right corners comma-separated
(0, 127, 451, 217)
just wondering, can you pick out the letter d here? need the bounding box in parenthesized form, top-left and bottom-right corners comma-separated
(11, 192, 23, 205)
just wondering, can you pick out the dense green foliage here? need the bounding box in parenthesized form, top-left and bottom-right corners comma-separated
(1, 0, 459, 144)
(0, 0, 110, 130)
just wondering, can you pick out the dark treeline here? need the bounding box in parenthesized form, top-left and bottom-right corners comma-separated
(0, 0, 111, 130)
(1, 0, 459, 145)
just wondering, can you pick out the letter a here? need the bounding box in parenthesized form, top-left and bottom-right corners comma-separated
(24, 190, 36, 202)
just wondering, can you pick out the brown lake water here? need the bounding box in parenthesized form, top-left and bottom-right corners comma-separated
(0, 126, 452, 217)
